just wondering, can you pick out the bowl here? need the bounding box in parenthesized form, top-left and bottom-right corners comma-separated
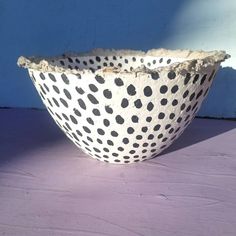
(17, 48, 229, 164)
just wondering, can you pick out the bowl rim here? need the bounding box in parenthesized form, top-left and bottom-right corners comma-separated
(17, 48, 230, 75)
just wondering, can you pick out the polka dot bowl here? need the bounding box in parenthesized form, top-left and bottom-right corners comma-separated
(18, 49, 229, 164)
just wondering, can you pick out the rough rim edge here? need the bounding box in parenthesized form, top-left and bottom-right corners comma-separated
(17, 48, 230, 75)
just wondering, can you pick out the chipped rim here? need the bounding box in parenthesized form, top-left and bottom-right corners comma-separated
(17, 48, 230, 75)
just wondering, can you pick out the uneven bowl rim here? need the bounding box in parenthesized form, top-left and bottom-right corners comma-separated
(17, 48, 230, 75)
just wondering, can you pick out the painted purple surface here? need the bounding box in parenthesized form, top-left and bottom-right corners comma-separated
(0, 108, 236, 236)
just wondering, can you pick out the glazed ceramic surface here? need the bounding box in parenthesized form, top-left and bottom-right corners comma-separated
(18, 49, 229, 164)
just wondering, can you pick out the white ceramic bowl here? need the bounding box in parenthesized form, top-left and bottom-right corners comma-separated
(18, 49, 229, 164)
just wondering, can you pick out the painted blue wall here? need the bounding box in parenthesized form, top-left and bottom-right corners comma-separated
(0, 0, 235, 118)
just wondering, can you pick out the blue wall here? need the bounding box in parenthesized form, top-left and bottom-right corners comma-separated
(0, 0, 235, 118)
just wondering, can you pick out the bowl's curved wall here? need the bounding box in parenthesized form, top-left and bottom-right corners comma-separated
(25, 53, 220, 164)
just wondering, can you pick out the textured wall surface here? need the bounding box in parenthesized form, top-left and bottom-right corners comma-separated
(0, 0, 235, 117)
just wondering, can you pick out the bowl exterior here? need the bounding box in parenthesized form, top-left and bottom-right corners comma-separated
(28, 64, 219, 164)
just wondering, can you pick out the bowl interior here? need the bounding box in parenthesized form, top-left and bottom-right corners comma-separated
(49, 54, 186, 73)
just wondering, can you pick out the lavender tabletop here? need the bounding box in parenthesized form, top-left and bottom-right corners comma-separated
(0, 109, 236, 236)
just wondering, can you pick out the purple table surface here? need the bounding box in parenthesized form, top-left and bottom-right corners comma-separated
(0, 108, 236, 236)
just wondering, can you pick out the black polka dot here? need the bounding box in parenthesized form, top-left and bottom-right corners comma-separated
(193, 74, 199, 84)
(52, 98, 59, 107)
(165, 124, 171, 129)
(160, 98, 168, 105)
(208, 70, 215, 82)
(127, 127, 134, 134)
(97, 138, 103, 144)
(172, 99, 178, 106)
(63, 89, 71, 100)
(92, 108, 100, 116)
(114, 159, 120, 163)
(83, 126, 91, 133)
(70, 115, 78, 124)
(62, 113, 69, 120)
(89, 84, 98, 92)
(151, 72, 159, 80)
(115, 78, 124, 86)
(184, 115, 190, 122)
(146, 116, 152, 122)
(160, 85, 168, 94)
(136, 135, 142, 140)
(48, 73, 56, 82)
(93, 147, 101, 153)
(168, 71, 176, 80)
(167, 59, 171, 64)
(192, 101, 198, 111)
(183, 90, 189, 98)
(61, 73, 69, 84)
(65, 122, 72, 130)
(60, 60, 66, 66)
(103, 89, 112, 99)
(78, 98, 86, 110)
(189, 92, 195, 101)
(86, 117, 94, 125)
(200, 74, 207, 85)
(121, 98, 129, 108)
(103, 148, 109, 153)
(133, 143, 139, 148)
(147, 102, 154, 111)
(95, 75, 105, 84)
(151, 142, 157, 147)
(76, 87, 85, 95)
(39, 85, 46, 95)
(87, 94, 99, 104)
(105, 105, 113, 114)
(196, 90, 203, 99)
(123, 138, 129, 144)
(123, 156, 130, 160)
(76, 130, 82, 137)
(158, 133, 163, 139)
(106, 140, 114, 147)
(127, 84, 136, 96)
(116, 115, 124, 124)
(95, 56, 101, 62)
(103, 119, 110, 127)
(180, 103, 186, 111)
(112, 153, 119, 157)
(111, 131, 118, 137)
(171, 85, 179, 94)
(53, 85, 60, 94)
(177, 117, 182, 123)
(143, 142, 148, 147)
(142, 127, 148, 132)
(162, 137, 168, 142)
(134, 99, 142, 108)
(89, 59, 94, 64)
(60, 98, 68, 108)
(124, 59, 128, 63)
(97, 128, 105, 135)
(153, 124, 161, 131)
(83, 61, 87, 66)
(169, 128, 174, 134)
(148, 134, 154, 140)
(131, 115, 139, 123)
(184, 73, 191, 85)
(158, 112, 165, 119)
(144, 86, 152, 97)
(186, 105, 191, 112)
(129, 150, 136, 154)
(43, 83, 50, 92)
(118, 147, 124, 151)
(39, 72, 45, 80)
(169, 113, 175, 119)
